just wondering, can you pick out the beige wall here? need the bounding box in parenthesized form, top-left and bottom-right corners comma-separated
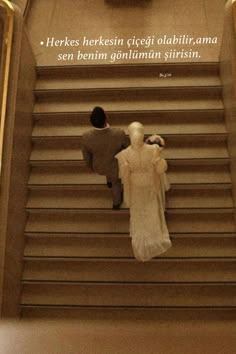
(11, 0, 29, 15)
(0, 13, 5, 125)
(0, 14, 3, 54)
(0, 3, 35, 317)
(220, 0, 236, 206)
(26, 0, 226, 66)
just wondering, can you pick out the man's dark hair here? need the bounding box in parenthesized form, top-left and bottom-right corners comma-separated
(90, 106, 107, 128)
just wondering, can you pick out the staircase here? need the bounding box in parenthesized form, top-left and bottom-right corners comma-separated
(21, 63, 236, 321)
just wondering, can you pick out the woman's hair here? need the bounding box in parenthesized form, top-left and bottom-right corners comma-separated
(90, 106, 106, 128)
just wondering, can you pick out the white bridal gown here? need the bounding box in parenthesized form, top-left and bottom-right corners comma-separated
(116, 144, 172, 262)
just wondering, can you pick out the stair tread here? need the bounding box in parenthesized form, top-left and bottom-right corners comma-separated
(36, 77, 221, 90)
(33, 121, 227, 136)
(23, 230, 236, 258)
(29, 163, 231, 185)
(30, 135, 229, 161)
(31, 133, 227, 139)
(20, 306, 236, 321)
(33, 109, 224, 122)
(25, 208, 236, 234)
(22, 280, 236, 285)
(36, 62, 220, 71)
(34, 99, 223, 113)
(27, 183, 232, 190)
(35, 86, 222, 94)
(22, 268, 236, 283)
(24, 232, 236, 238)
(27, 186, 233, 209)
(23, 256, 236, 261)
(20, 282, 236, 307)
(20, 306, 236, 336)
(30, 140, 229, 160)
(26, 207, 234, 213)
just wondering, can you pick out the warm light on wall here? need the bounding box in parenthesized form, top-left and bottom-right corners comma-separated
(0, 0, 14, 175)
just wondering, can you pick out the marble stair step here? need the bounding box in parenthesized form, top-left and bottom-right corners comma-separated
(22, 258, 236, 282)
(34, 100, 223, 114)
(28, 159, 231, 185)
(36, 63, 220, 90)
(34, 86, 222, 98)
(34, 87, 223, 113)
(20, 306, 236, 321)
(25, 209, 236, 234)
(24, 233, 236, 258)
(36, 76, 220, 90)
(30, 134, 228, 161)
(21, 282, 236, 307)
(27, 185, 233, 209)
(33, 110, 226, 137)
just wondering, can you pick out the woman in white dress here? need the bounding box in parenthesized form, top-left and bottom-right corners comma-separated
(115, 122, 172, 262)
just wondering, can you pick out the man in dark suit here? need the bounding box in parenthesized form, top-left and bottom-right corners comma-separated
(81, 106, 127, 209)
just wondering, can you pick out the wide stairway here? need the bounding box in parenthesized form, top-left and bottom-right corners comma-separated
(21, 63, 236, 321)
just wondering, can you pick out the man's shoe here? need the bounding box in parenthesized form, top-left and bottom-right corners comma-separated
(112, 192, 123, 210)
(107, 182, 112, 188)
(112, 203, 121, 210)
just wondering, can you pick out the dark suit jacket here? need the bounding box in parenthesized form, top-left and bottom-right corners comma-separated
(82, 127, 128, 178)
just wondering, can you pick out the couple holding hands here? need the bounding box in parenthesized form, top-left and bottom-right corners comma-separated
(82, 106, 172, 262)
